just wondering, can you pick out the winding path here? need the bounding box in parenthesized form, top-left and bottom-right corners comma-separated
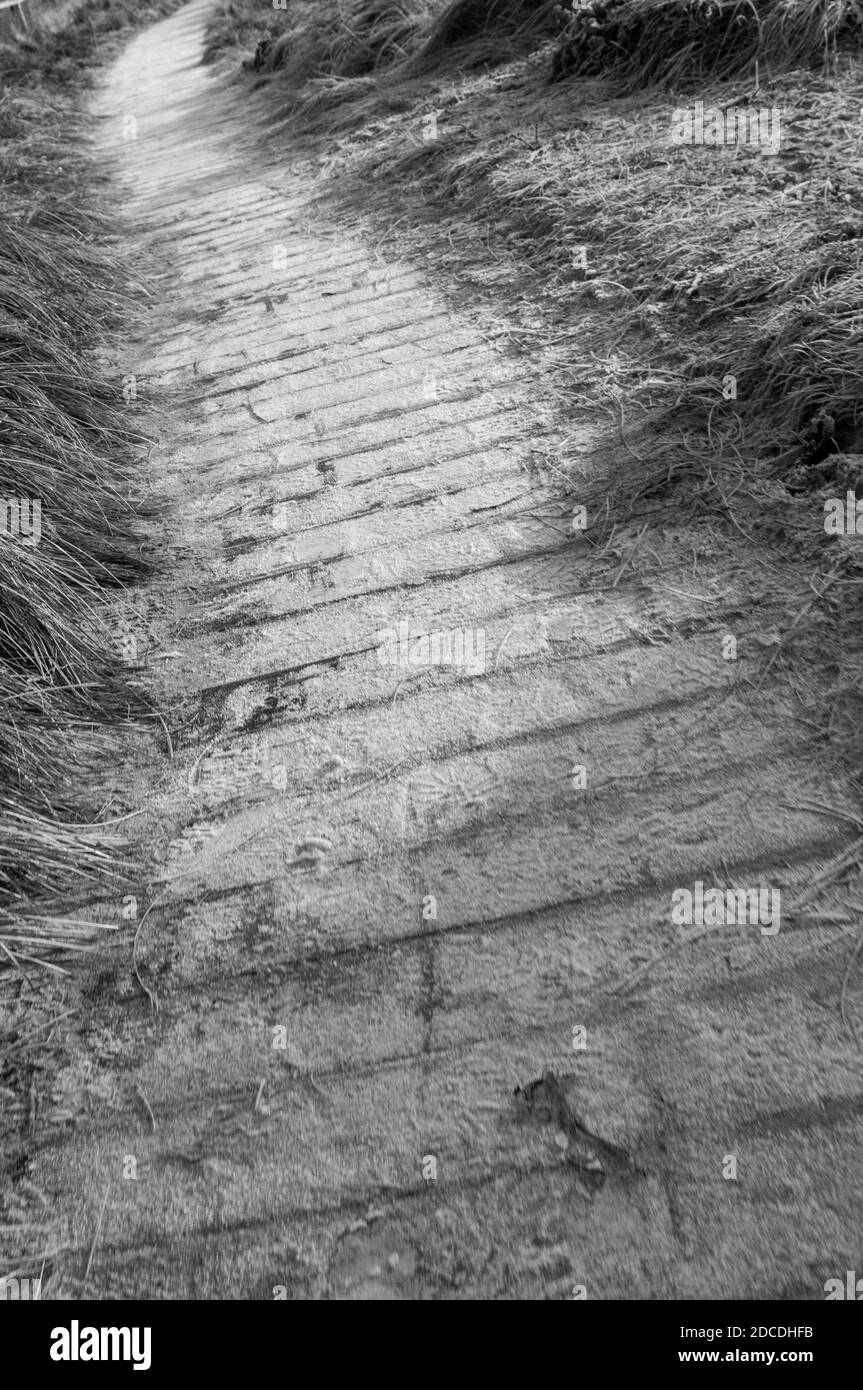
(29, 0, 862, 1298)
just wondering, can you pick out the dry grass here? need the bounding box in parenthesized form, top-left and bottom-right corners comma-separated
(0, 0, 187, 86)
(0, 5, 184, 987)
(0, 0, 196, 1286)
(205, 0, 440, 82)
(203, 0, 561, 90)
(551, 0, 863, 88)
(409, 0, 560, 71)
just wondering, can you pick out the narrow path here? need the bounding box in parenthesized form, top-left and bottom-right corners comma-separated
(31, 0, 862, 1298)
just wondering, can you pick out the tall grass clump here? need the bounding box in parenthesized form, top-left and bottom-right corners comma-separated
(0, 1, 185, 973)
(202, 0, 566, 120)
(205, 0, 439, 79)
(204, 0, 564, 84)
(551, 0, 863, 87)
(409, 0, 559, 71)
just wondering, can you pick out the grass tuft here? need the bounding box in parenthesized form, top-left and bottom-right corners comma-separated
(409, 0, 560, 72)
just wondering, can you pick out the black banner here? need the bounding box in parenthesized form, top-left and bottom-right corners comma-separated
(3, 1299, 857, 1377)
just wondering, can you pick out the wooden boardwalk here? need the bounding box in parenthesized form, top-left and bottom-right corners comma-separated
(13, 0, 861, 1299)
